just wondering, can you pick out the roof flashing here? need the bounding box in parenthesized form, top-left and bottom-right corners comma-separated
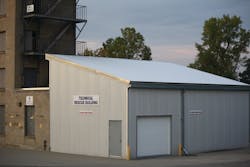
(130, 81, 250, 91)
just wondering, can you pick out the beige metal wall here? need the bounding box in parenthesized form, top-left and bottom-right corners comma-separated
(49, 58, 129, 158)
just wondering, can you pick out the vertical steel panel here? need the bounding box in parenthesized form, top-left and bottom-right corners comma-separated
(184, 91, 249, 154)
(128, 88, 181, 159)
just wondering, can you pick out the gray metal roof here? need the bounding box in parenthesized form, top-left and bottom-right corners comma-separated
(46, 54, 249, 88)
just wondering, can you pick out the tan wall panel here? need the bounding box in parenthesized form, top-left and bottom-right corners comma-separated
(49, 59, 129, 158)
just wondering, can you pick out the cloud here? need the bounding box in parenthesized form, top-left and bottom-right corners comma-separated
(85, 40, 102, 50)
(79, 0, 250, 66)
(151, 45, 197, 66)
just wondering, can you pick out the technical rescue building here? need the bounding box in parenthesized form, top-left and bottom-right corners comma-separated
(46, 54, 250, 159)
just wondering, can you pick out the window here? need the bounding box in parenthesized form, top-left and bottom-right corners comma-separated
(0, 0, 6, 16)
(25, 106, 35, 137)
(23, 68, 37, 87)
(0, 68, 5, 88)
(0, 32, 6, 52)
(24, 31, 37, 51)
(0, 105, 5, 135)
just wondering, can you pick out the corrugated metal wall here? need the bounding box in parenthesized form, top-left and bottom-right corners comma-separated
(49, 60, 129, 158)
(128, 88, 182, 159)
(184, 90, 249, 154)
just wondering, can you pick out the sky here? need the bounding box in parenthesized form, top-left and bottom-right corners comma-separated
(78, 0, 250, 66)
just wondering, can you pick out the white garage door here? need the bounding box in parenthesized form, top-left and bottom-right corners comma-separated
(137, 116, 171, 157)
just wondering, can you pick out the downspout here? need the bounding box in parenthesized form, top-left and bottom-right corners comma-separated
(126, 84, 131, 160)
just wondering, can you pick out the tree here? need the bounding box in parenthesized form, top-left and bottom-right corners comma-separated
(84, 27, 152, 60)
(239, 59, 250, 84)
(83, 48, 95, 56)
(189, 15, 250, 79)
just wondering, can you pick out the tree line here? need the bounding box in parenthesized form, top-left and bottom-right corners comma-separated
(189, 15, 250, 83)
(83, 27, 152, 60)
(82, 15, 250, 84)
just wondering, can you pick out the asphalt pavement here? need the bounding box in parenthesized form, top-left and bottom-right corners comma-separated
(0, 147, 250, 167)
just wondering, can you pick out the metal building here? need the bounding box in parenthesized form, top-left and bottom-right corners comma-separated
(46, 54, 250, 159)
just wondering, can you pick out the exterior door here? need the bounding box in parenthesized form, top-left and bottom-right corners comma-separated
(25, 106, 35, 136)
(109, 120, 122, 157)
(137, 116, 171, 157)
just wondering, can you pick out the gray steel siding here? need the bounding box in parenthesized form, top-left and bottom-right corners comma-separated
(128, 88, 182, 158)
(184, 91, 249, 154)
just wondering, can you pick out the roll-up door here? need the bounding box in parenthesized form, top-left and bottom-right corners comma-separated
(137, 116, 171, 157)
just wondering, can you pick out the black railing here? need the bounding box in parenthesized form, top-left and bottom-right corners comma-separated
(76, 5, 87, 21)
(76, 41, 87, 55)
(23, 0, 87, 22)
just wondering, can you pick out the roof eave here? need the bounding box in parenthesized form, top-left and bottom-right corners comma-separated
(130, 81, 250, 91)
(46, 54, 130, 85)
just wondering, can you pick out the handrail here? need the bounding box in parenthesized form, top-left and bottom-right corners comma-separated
(76, 41, 87, 55)
(76, 5, 87, 20)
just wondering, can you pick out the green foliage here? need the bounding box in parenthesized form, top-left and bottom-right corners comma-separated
(239, 59, 250, 84)
(84, 27, 152, 60)
(189, 15, 250, 79)
(83, 48, 95, 56)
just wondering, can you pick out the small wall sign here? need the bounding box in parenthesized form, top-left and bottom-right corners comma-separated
(26, 4, 34, 13)
(73, 95, 99, 105)
(26, 96, 33, 106)
(189, 110, 203, 115)
(79, 110, 93, 114)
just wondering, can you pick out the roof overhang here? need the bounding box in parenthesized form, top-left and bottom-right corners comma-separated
(46, 54, 130, 85)
(130, 81, 250, 91)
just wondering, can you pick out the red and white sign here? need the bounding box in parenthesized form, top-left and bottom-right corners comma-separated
(79, 110, 93, 114)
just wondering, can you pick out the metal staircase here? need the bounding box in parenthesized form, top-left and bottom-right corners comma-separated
(22, 0, 87, 87)
(23, 0, 87, 56)
(44, 0, 62, 16)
